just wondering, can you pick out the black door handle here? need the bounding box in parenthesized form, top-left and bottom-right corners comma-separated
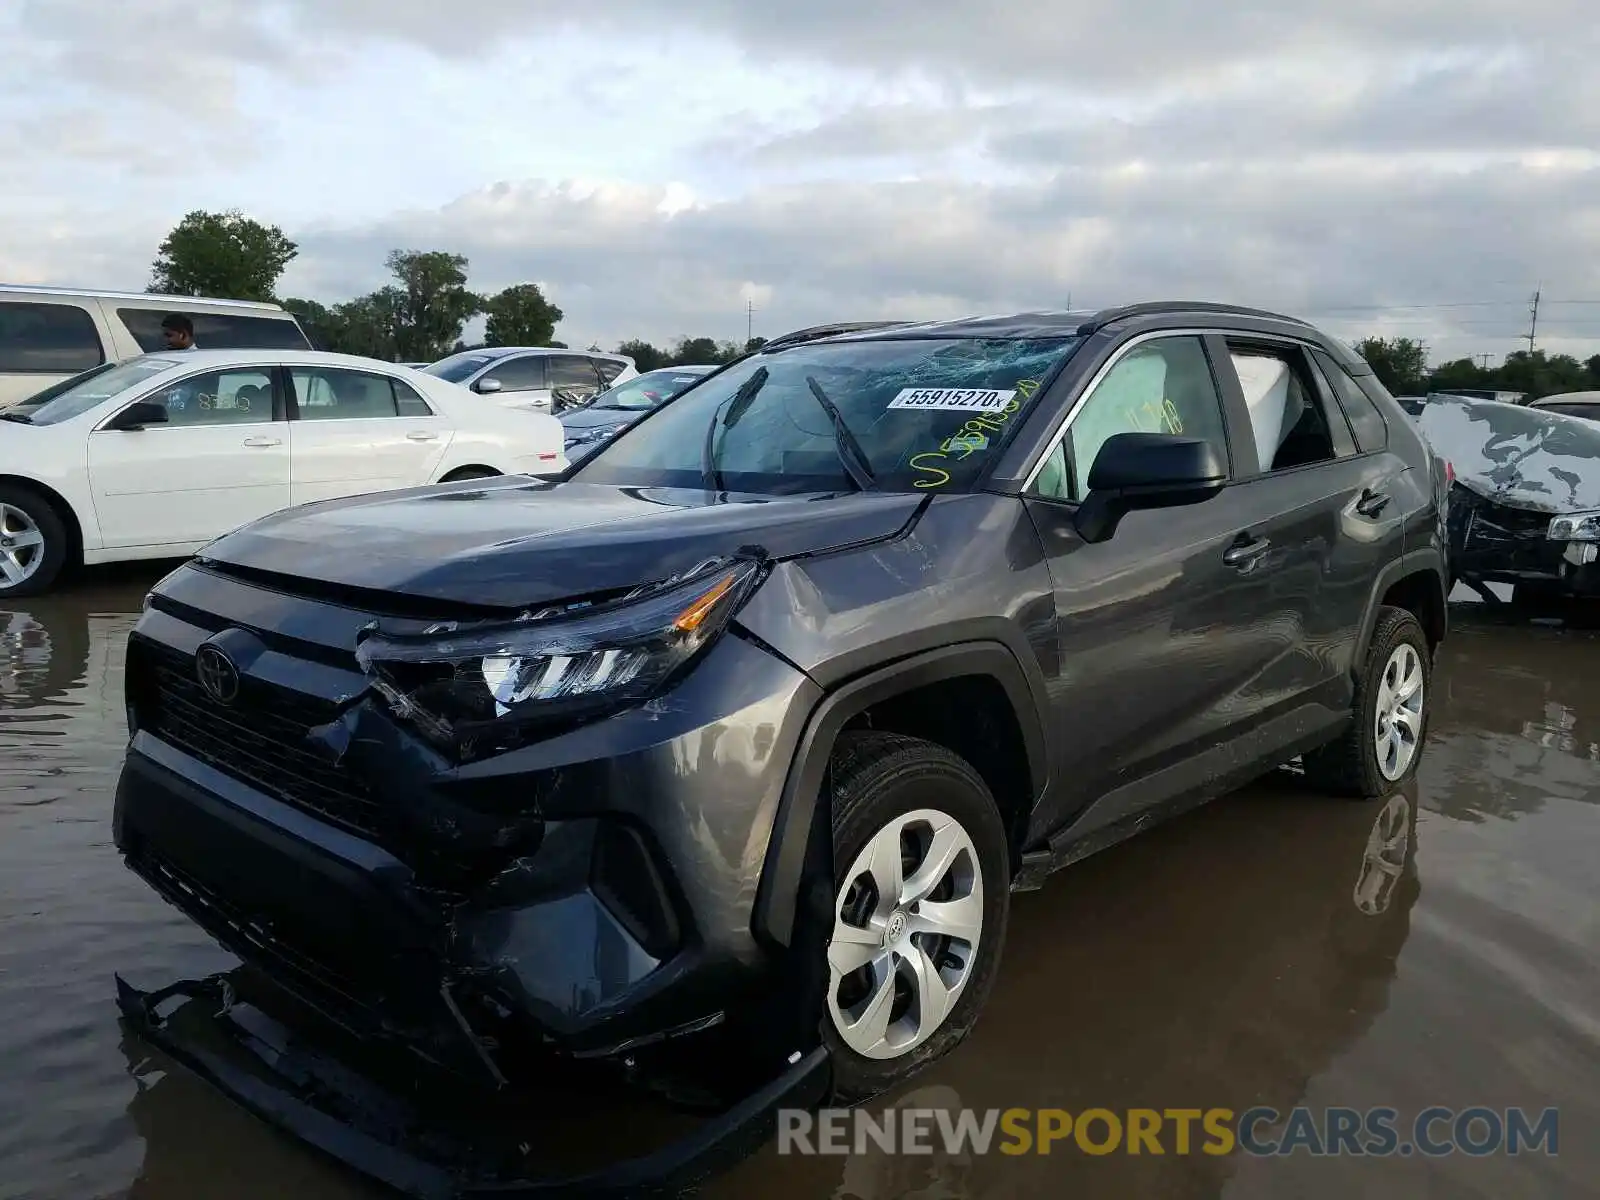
(1224, 534, 1270, 567)
(1355, 488, 1390, 518)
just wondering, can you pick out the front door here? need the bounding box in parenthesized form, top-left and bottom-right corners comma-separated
(286, 366, 450, 503)
(1023, 333, 1306, 838)
(87, 365, 291, 549)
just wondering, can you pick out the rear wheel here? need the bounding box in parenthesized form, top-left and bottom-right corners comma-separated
(822, 732, 1011, 1103)
(0, 486, 69, 598)
(1302, 607, 1431, 797)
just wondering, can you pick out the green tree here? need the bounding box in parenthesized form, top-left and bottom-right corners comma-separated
(331, 289, 405, 360)
(617, 339, 666, 372)
(743, 336, 768, 354)
(484, 282, 563, 347)
(148, 209, 298, 301)
(1353, 336, 1429, 395)
(1586, 355, 1600, 388)
(280, 297, 339, 350)
(666, 336, 725, 365)
(384, 250, 484, 362)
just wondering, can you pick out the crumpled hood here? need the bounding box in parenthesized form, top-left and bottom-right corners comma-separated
(199, 478, 925, 609)
(1417, 395, 1600, 514)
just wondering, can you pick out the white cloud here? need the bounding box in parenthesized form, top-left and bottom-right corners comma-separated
(2, 0, 1598, 364)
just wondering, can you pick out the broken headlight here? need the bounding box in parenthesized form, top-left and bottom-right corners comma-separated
(354, 557, 764, 749)
(1548, 511, 1600, 542)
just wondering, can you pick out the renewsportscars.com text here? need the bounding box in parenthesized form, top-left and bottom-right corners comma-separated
(777, 1106, 1559, 1158)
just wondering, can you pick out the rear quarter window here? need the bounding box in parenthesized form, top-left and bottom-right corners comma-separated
(118, 308, 310, 352)
(1313, 350, 1389, 453)
(0, 300, 105, 373)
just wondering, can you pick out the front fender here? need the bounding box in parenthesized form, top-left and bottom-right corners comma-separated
(749, 640, 1049, 949)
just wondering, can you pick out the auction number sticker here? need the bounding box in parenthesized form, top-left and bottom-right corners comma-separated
(888, 387, 1018, 412)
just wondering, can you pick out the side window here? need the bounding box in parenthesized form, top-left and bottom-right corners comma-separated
(393, 378, 434, 416)
(593, 357, 627, 384)
(480, 355, 546, 392)
(1227, 343, 1345, 472)
(290, 368, 400, 420)
(549, 355, 603, 391)
(143, 369, 275, 427)
(1312, 351, 1389, 453)
(118, 309, 309, 352)
(1053, 336, 1229, 502)
(0, 300, 105, 373)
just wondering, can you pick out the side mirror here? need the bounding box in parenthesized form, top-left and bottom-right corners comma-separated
(1074, 432, 1226, 544)
(475, 377, 504, 394)
(111, 401, 169, 431)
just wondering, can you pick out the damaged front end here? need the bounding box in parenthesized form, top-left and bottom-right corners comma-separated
(1415, 394, 1600, 601)
(111, 552, 839, 1194)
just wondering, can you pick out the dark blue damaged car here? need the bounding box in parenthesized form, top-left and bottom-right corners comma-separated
(111, 305, 1449, 1195)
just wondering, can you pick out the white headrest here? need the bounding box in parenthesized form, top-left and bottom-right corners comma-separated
(1232, 354, 1290, 467)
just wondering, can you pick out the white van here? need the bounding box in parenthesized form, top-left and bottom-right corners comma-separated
(0, 286, 310, 408)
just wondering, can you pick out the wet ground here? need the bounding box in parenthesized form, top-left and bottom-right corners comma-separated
(2, 566, 1597, 1199)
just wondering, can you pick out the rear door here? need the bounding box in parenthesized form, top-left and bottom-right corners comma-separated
(87, 365, 292, 548)
(285, 365, 451, 503)
(548, 353, 606, 410)
(1210, 336, 1406, 718)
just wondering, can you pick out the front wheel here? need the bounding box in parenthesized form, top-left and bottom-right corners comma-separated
(0, 486, 69, 598)
(821, 732, 1011, 1103)
(1302, 606, 1432, 797)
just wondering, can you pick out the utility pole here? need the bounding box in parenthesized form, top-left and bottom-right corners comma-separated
(1527, 286, 1541, 355)
(1478, 354, 1492, 369)
(746, 299, 754, 346)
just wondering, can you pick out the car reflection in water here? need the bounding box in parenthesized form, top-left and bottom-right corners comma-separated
(709, 780, 1422, 1199)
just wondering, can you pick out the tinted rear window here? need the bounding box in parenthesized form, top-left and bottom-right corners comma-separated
(0, 300, 105, 373)
(1313, 350, 1389, 453)
(118, 308, 310, 352)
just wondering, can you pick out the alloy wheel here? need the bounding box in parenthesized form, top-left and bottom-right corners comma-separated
(0, 503, 45, 590)
(1373, 643, 1425, 782)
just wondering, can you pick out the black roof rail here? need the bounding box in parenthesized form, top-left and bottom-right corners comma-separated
(760, 320, 915, 351)
(1076, 301, 1312, 336)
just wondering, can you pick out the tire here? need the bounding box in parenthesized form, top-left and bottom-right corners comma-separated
(0, 485, 69, 598)
(441, 466, 501, 483)
(1302, 606, 1432, 798)
(822, 732, 1011, 1103)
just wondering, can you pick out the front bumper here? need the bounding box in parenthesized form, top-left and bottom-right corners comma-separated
(117, 971, 830, 1198)
(112, 564, 828, 1082)
(1446, 485, 1600, 598)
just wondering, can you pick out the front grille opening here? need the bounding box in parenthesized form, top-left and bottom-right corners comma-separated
(137, 641, 384, 843)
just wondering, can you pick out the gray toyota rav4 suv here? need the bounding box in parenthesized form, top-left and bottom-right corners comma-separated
(112, 303, 1449, 1194)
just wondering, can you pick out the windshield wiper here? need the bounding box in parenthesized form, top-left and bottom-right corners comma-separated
(0, 411, 33, 424)
(804, 376, 876, 491)
(702, 366, 768, 493)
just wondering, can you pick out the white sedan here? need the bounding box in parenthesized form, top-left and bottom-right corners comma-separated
(0, 349, 568, 596)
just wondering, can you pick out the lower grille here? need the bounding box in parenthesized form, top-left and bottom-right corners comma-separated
(133, 846, 384, 1035)
(141, 643, 384, 842)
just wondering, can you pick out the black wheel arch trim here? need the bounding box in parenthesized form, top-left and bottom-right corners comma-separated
(1354, 548, 1448, 669)
(751, 640, 1049, 950)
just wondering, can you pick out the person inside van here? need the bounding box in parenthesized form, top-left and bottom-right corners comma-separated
(160, 314, 197, 351)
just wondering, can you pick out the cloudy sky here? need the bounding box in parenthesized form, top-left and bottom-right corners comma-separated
(4, 0, 1598, 362)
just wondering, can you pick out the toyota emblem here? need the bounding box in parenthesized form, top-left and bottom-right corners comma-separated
(195, 644, 240, 705)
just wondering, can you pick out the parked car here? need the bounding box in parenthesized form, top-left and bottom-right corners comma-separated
(0, 349, 567, 596)
(560, 364, 718, 460)
(0, 286, 309, 409)
(420, 347, 636, 414)
(112, 302, 1447, 1193)
(1408, 391, 1599, 603)
(1526, 390, 1600, 422)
